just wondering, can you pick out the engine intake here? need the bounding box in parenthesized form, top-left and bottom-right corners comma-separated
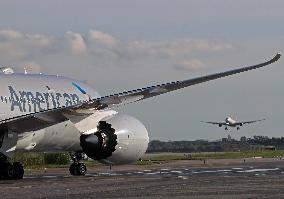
(79, 113, 149, 164)
(80, 121, 117, 160)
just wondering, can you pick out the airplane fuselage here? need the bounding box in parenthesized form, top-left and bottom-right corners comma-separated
(0, 73, 97, 153)
(0, 73, 100, 119)
(225, 117, 237, 127)
(0, 73, 149, 163)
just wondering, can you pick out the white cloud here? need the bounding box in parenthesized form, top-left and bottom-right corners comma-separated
(26, 34, 54, 47)
(89, 29, 117, 46)
(0, 28, 235, 73)
(0, 29, 23, 40)
(65, 31, 87, 55)
(174, 59, 205, 71)
(127, 39, 233, 58)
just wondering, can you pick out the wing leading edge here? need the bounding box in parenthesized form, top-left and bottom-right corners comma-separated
(0, 53, 281, 133)
(82, 53, 281, 110)
(200, 121, 227, 125)
(235, 118, 266, 125)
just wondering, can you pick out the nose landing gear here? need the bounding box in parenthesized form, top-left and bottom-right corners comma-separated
(69, 162, 87, 176)
(69, 152, 87, 176)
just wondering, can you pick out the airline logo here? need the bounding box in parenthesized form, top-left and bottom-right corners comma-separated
(72, 82, 91, 101)
(8, 86, 81, 113)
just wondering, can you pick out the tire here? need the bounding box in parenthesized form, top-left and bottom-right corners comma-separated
(76, 163, 87, 175)
(13, 162, 24, 180)
(3, 163, 14, 180)
(69, 163, 76, 175)
(69, 163, 87, 176)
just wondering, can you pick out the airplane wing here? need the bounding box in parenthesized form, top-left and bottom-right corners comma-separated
(200, 121, 227, 125)
(79, 53, 281, 110)
(1, 53, 281, 133)
(235, 118, 266, 126)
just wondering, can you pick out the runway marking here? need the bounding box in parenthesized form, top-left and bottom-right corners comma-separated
(144, 172, 161, 175)
(19, 166, 284, 180)
(192, 170, 219, 174)
(170, 170, 183, 174)
(232, 168, 244, 170)
(217, 169, 232, 172)
(236, 168, 280, 173)
(178, 176, 188, 180)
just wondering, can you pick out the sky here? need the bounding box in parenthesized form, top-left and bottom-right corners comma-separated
(0, 0, 283, 141)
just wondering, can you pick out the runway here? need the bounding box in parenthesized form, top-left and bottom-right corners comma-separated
(1, 159, 284, 199)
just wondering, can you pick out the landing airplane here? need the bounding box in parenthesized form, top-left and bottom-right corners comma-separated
(201, 117, 266, 130)
(0, 53, 280, 180)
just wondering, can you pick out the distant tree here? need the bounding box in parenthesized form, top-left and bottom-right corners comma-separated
(240, 136, 247, 143)
(147, 136, 284, 153)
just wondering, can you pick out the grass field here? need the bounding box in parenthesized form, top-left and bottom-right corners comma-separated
(12, 150, 284, 169)
(142, 150, 284, 161)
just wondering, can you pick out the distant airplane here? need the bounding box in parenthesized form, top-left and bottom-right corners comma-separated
(0, 53, 280, 180)
(201, 117, 266, 130)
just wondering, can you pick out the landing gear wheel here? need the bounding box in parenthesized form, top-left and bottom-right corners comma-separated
(2, 163, 14, 180)
(69, 163, 76, 175)
(77, 163, 87, 175)
(13, 162, 24, 180)
(69, 163, 87, 176)
(0, 153, 24, 180)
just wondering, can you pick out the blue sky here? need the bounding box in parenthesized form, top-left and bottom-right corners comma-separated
(0, 0, 283, 140)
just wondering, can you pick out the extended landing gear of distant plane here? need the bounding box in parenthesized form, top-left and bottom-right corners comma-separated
(237, 127, 240, 130)
(225, 126, 228, 130)
(0, 155, 24, 180)
(69, 152, 87, 176)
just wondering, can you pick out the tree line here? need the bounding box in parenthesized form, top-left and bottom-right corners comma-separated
(147, 136, 284, 153)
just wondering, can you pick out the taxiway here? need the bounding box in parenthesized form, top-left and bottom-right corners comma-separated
(1, 158, 284, 199)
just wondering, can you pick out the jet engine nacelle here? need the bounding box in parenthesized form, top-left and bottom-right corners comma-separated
(80, 114, 149, 165)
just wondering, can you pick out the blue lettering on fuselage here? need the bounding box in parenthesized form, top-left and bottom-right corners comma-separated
(8, 86, 82, 113)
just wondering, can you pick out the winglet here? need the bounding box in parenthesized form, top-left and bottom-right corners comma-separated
(265, 53, 281, 65)
(273, 53, 281, 62)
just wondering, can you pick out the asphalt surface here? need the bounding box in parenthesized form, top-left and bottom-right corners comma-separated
(1, 158, 284, 199)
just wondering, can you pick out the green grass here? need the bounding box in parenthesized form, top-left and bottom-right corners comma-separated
(23, 160, 104, 169)
(136, 160, 153, 165)
(143, 150, 284, 161)
(24, 164, 71, 170)
(12, 150, 284, 169)
(191, 150, 284, 160)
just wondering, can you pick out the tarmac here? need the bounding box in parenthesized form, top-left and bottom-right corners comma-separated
(1, 158, 284, 199)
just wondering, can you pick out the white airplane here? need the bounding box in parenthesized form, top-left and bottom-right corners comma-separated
(201, 117, 266, 130)
(0, 53, 280, 180)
